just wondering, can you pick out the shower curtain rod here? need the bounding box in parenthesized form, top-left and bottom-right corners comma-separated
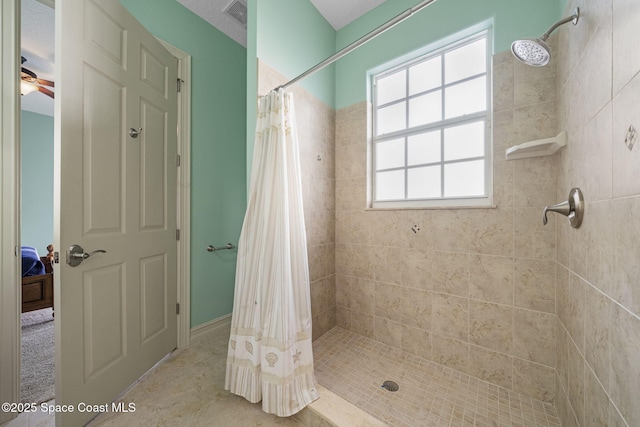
(274, 0, 439, 92)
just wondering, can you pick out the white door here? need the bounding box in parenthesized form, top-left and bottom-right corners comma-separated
(55, 1, 178, 425)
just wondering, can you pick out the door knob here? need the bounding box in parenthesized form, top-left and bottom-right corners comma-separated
(66, 244, 107, 267)
(128, 127, 142, 138)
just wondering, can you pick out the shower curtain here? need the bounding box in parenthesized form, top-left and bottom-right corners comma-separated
(225, 89, 319, 416)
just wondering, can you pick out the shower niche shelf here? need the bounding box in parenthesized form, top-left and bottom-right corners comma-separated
(505, 131, 567, 160)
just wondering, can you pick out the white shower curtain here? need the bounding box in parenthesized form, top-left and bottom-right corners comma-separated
(225, 89, 319, 416)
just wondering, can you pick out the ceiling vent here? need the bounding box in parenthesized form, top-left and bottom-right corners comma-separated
(224, 0, 247, 28)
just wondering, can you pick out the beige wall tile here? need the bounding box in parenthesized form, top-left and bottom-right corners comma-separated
(556, 320, 569, 392)
(567, 273, 586, 353)
(584, 367, 609, 427)
(514, 101, 557, 145)
(584, 103, 613, 202)
(336, 142, 366, 181)
(467, 345, 513, 390)
(428, 210, 470, 252)
(350, 276, 375, 316)
(432, 293, 468, 341)
(351, 311, 374, 338)
(512, 156, 557, 208)
(368, 210, 405, 248)
(493, 51, 514, 113)
(401, 288, 431, 331)
(470, 208, 514, 256)
(374, 316, 402, 349)
(513, 309, 556, 367)
(401, 325, 431, 359)
(512, 359, 555, 403)
(556, 375, 579, 427)
(514, 56, 557, 108)
(401, 247, 432, 290)
(567, 338, 585, 426)
(612, 0, 640, 95)
(375, 282, 403, 322)
(335, 211, 372, 245)
(585, 200, 614, 295)
(612, 73, 640, 198)
(432, 335, 469, 374)
(612, 196, 640, 316)
(469, 301, 513, 354)
(432, 252, 469, 297)
(584, 283, 611, 390)
(335, 244, 374, 279)
(609, 303, 640, 427)
(514, 258, 555, 313)
(335, 177, 366, 211)
(306, 210, 335, 247)
(335, 305, 351, 330)
(514, 207, 556, 260)
(373, 246, 403, 285)
(469, 255, 513, 305)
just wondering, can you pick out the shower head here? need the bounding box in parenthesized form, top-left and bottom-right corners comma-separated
(511, 7, 579, 67)
(511, 38, 551, 67)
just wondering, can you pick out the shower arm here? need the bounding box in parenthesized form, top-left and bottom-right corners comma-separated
(540, 8, 579, 41)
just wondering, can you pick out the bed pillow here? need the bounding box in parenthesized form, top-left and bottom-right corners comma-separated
(21, 246, 46, 277)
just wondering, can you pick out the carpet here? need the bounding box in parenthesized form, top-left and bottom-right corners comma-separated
(21, 308, 55, 404)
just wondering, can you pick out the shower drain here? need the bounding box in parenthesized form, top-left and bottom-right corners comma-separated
(381, 380, 399, 392)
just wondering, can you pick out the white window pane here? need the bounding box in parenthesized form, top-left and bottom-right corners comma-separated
(376, 138, 405, 170)
(444, 76, 486, 119)
(377, 101, 406, 135)
(444, 121, 485, 161)
(408, 166, 441, 199)
(444, 38, 486, 84)
(376, 170, 405, 201)
(377, 70, 406, 105)
(409, 90, 441, 128)
(409, 56, 441, 95)
(408, 131, 440, 166)
(444, 160, 485, 197)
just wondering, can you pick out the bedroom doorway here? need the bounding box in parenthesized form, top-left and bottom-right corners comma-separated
(19, 0, 56, 407)
(8, 0, 191, 422)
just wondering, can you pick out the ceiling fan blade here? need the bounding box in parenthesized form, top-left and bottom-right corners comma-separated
(36, 85, 55, 99)
(36, 78, 55, 88)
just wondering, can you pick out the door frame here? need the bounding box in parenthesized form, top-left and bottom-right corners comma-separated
(0, 2, 193, 421)
(0, 0, 21, 423)
(160, 39, 192, 350)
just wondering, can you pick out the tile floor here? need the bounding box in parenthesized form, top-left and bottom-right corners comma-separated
(3, 324, 564, 427)
(313, 327, 562, 427)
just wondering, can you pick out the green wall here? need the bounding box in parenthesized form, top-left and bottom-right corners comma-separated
(246, 0, 336, 180)
(21, 111, 54, 255)
(334, 0, 559, 109)
(119, 0, 247, 328)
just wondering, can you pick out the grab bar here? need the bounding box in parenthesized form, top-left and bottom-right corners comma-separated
(207, 243, 235, 252)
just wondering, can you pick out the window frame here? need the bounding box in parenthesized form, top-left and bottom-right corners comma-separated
(371, 30, 493, 209)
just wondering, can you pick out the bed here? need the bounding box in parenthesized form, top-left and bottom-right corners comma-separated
(21, 246, 54, 313)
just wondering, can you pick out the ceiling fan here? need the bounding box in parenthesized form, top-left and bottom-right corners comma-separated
(21, 56, 54, 98)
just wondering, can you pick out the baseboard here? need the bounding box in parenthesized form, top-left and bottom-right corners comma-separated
(190, 313, 232, 341)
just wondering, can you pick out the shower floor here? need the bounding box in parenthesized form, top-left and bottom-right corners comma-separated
(313, 327, 561, 427)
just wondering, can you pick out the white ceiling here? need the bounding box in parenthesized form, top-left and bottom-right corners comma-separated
(20, 0, 383, 117)
(309, 0, 386, 30)
(21, 0, 55, 117)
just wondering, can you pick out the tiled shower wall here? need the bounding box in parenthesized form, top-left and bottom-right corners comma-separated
(334, 48, 560, 402)
(554, 1, 640, 426)
(257, 60, 337, 340)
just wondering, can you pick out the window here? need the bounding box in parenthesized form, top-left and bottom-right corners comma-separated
(372, 31, 492, 208)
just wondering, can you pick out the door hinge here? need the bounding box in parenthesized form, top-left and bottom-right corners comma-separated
(176, 303, 180, 315)
(176, 154, 181, 167)
(177, 78, 184, 92)
(176, 229, 180, 241)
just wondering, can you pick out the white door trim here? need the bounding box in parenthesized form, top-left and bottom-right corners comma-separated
(159, 39, 192, 349)
(0, 0, 21, 423)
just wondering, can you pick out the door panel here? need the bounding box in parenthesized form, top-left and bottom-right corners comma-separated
(57, 1, 178, 425)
